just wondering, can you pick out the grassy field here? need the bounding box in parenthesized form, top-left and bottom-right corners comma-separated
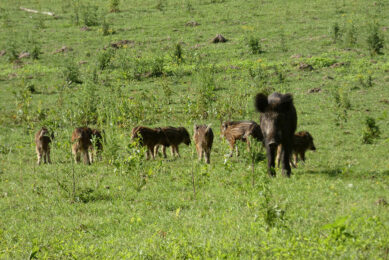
(1, 0, 389, 258)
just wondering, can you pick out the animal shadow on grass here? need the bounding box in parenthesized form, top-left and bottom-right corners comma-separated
(305, 168, 343, 177)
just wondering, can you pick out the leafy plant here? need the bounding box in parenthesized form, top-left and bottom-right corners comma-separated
(367, 23, 384, 55)
(64, 59, 82, 84)
(31, 44, 41, 60)
(333, 87, 351, 126)
(332, 22, 341, 43)
(173, 43, 183, 64)
(81, 4, 100, 26)
(344, 22, 357, 46)
(362, 117, 380, 144)
(109, 0, 120, 12)
(98, 49, 115, 70)
(248, 37, 263, 54)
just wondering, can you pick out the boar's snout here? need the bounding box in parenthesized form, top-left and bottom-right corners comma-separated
(311, 144, 316, 151)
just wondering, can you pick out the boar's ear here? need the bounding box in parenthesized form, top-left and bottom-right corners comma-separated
(254, 93, 268, 112)
(279, 93, 294, 112)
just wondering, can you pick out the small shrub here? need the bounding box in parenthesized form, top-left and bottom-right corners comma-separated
(13, 86, 32, 123)
(31, 44, 41, 60)
(367, 23, 384, 55)
(71, 0, 80, 25)
(109, 0, 120, 13)
(102, 19, 110, 36)
(64, 60, 82, 84)
(344, 23, 357, 46)
(6, 41, 19, 63)
(156, 0, 166, 11)
(98, 49, 115, 70)
(186, 1, 194, 13)
(332, 22, 341, 43)
(173, 43, 183, 64)
(81, 4, 99, 26)
(333, 87, 351, 126)
(150, 57, 164, 77)
(161, 80, 173, 104)
(248, 37, 263, 54)
(362, 117, 380, 144)
(249, 65, 269, 84)
(357, 73, 373, 88)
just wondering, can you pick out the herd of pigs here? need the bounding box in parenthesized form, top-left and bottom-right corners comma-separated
(34, 92, 316, 177)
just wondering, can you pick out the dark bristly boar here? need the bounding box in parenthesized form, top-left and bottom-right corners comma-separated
(131, 126, 170, 160)
(155, 127, 191, 158)
(193, 124, 214, 164)
(72, 127, 93, 165)
(220, 120, 263, 157)
(255, 92, 297, 177)
(35, 127, 53, 165)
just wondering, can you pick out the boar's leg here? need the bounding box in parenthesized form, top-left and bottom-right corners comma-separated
(281, 144, 292, 177)
(300, 152, 306, 162)
(205, 149, 211, 164)
(83, 150, 91, 165)
(36, 147, 42, 165)
(266, 144, 277, 176)
(47, 148, 51, 164)
(161, 145, 167, 158)
(276, 145, 282, 168)
(227, 139, 235, 157)
(146, 145, 152, 160)
(197, 146, 203, 161)
(175, 146, 180, 157)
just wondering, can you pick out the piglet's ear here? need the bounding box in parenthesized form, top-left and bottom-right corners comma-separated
(254, 93, 268, 112)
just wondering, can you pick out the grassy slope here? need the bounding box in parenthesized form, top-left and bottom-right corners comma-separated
(0, 0, 389, 258)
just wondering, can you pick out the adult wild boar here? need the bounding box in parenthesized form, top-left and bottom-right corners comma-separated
(254, 92, 297, 177)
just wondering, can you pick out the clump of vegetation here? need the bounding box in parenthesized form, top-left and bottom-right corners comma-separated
(161, 80, 173, 104)
(367, 23, 384, 55)
(248, 37, 263, 54)
(156, 0, 166, 11)
(64, 59, 82, 84)
(362, 117, 380, 144)
(81, 4, 100, 26)
(344, 22, 357, 47)
(6, 41, 19, 63)
(109, 0, 120, 13)
(333, 87, 351, 126)
(102, 18, 110, 36)
(357, 73, 373, 88)
(173, 43, 183, 64)
(31, 44, 41, 60)
(192, 69, 217, 119)
(12, 84, 32, 123)
(332, 22, 341, 43)
(150, 57, 164, 77)
(98, 49, 115, 70)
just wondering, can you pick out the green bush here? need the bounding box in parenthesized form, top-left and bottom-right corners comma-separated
(367, 23, 384, 55)
(362, 117, 380, 144)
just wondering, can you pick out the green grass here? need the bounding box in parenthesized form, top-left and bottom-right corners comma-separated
(1, 0, 389, 258)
